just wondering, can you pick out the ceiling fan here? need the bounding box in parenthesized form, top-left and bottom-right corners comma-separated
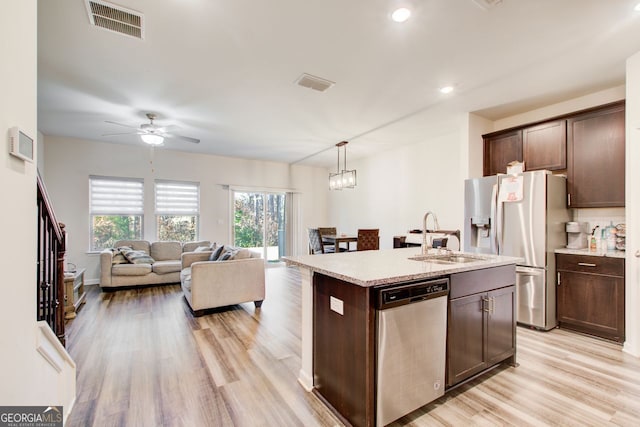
(103, 113, 200, 145)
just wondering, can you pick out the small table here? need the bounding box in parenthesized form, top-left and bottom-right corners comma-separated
(323, 234, 358, 252)
(64, 268, 86, 320)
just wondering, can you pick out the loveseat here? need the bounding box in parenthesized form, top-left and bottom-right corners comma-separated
(180, 246, 265, 316)
(100, 240, 211, 289)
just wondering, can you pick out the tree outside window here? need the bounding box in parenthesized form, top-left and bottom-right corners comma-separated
(155, 180, 199, 242)
(90, 176, 144, 250)
(156, 215, 197, 241)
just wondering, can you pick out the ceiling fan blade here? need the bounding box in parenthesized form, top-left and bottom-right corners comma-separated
(105, 120, 140, 130)
(165, 134, 200, 144)
(102, 131, 140, 137)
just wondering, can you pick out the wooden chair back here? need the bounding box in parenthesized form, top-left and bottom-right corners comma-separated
(317, 227, 337, 241)
(357, 229, 380, 251)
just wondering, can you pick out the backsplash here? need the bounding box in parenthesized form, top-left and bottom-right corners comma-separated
(572, 207, 625, 232)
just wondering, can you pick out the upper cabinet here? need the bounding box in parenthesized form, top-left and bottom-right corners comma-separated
(567, 101, 625, 208)
(522, 120, 567, 171)
(483, 129, 522, 176)
(482, 100, 625, 207)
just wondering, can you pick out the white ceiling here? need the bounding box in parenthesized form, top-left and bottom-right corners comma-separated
(37, 0, 640, 167)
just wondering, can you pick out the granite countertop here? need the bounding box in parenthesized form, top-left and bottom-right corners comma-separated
(283, 247, 521, 287)
(555, 247, 626, 259)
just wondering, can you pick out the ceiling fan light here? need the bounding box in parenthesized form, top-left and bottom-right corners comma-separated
(141, 134, 164, 145)
(391, 8, 411, 23)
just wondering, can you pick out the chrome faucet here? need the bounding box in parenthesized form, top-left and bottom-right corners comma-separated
(422, 211, 440, 254)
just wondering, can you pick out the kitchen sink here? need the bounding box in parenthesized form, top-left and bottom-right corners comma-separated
(408, 254, 489, 264)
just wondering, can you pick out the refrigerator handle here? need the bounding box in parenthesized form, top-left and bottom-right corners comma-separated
(492, 183, 501, 254)
(516, 266, 544, 275)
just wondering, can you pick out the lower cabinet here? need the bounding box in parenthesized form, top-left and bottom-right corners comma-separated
(313, 273, 375, 427)
(447, 266, 516, 388)
(556, 254, 625, 342)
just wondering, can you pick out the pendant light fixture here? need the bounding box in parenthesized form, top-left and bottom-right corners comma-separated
(329, 141, 357, 190)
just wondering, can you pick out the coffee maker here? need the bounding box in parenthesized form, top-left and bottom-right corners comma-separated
(566, 222, 589, 249)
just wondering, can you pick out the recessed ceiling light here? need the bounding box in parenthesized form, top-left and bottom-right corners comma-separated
(635, 2, 640, 12)
(439, 86, 455, 94)
(391, 8, 411, 23)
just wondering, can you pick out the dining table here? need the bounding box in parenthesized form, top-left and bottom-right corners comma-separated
(323, 234, 358, 252)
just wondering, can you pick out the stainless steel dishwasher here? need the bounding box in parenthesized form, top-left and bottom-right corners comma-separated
(376, 277, 449, 427)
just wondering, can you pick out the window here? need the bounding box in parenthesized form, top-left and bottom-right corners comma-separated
(90, 176, 144, 251)
(232, 190, 285, 262)
(155, 180, 199, 242)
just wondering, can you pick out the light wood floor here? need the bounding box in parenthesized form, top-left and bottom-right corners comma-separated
(65, 267, 640, 426)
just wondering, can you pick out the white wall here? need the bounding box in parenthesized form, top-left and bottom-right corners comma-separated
(0, 0, 75, 417)
(467, 113, 494, 178)
(42, 136, 329, 283)
(624, 52, 640, 357)
(328, 113, 469, 249)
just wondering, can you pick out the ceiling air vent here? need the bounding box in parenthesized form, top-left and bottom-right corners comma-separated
(472, 0, 503, 11)
(85, 0, 144, 39)
(295, 73, 335, 92)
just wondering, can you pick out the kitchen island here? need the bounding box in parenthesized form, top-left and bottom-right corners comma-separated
(284, 247, 520, 427)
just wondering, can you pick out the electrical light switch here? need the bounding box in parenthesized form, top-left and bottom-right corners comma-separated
(330, 296, 344, 315)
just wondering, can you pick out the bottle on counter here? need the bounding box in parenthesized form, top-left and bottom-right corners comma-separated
(606, 221, 617, 251)
(590, 225, 599, 251)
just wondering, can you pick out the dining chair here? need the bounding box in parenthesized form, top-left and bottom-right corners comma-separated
(357, 229, 380, 251)
(318, 227, 338, 252)
(308, 228, 333, 254)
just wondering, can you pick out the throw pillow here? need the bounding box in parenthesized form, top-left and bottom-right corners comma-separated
(110, 246, 132, 264)
(112, 251, 129, 264)
(208, 245, 225, 261)
(230, 248, 252, 260)
(194, 246, 211, 252)
(218, 248, 238, 261)
(121, 248, 155, 265)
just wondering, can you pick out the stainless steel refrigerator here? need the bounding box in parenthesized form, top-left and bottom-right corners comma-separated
(463, 170, 569, 330)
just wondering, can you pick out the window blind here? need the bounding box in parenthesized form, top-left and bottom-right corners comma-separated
(155, 180, 199, 215)
(90, 176, 144, 215)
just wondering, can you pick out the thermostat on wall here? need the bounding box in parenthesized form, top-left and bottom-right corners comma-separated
(9, 127, 34, 163)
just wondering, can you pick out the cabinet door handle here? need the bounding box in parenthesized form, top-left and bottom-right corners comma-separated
(567, 193, 571, 206)
(578, 262, 597, 267)
(482, 297, 490, 312)
(557, 272, 561, 286)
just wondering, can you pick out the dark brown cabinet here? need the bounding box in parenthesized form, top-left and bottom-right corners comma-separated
(556, 254, 625, 343)
(522, 120, 567, 171)
(483, 129, 522, 176)
(567, 101, 625, 207)
(313, 273, 375, 427)
(482, 101, 625, 207)
(447, 266, 516, 387)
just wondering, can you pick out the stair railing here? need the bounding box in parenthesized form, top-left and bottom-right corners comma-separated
(36, 172, 66, 345)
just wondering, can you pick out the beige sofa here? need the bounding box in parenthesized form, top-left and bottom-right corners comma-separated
(100, 240, 211, 289)
(180, 247, 265, 316)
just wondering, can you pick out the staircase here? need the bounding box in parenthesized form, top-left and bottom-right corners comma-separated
(36, 172, 66, 345)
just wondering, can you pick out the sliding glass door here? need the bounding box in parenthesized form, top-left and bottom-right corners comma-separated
(233, 191, 285, 262)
